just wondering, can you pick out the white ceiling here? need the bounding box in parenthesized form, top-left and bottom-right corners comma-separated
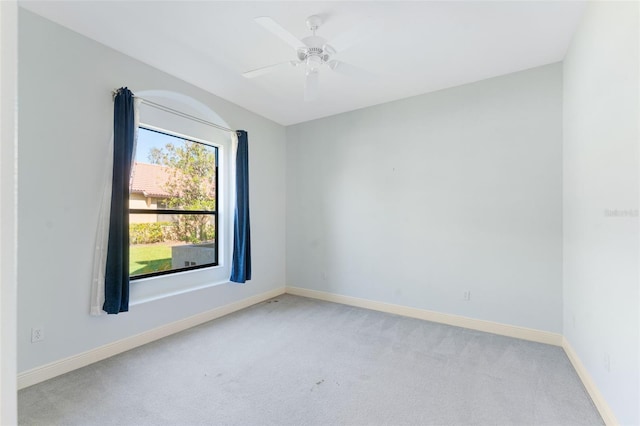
(20, 1, 585, 126)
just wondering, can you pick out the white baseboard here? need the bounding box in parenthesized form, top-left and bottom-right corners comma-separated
(18, 286, 285, 390)
(562, 338, 617, 426)
(285, 286, 563, 346)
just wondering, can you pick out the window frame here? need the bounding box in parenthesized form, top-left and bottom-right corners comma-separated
(129, 126, 219, 280)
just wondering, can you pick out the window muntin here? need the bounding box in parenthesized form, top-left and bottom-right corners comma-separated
(129, 127, 218, 279)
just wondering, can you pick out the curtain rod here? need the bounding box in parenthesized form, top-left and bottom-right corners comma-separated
(112, 89, 236, 134)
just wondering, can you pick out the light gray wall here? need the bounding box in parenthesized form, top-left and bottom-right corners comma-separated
(287, 64, 563, 333)
(17, 9, 286, 372)
(562, 2, 639, 424)
(1, 1, 18, 423)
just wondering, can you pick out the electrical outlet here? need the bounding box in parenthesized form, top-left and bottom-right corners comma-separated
(31, 327, 44, 343)
(604, 353, 610, 372)
(463, 291, 471, 301)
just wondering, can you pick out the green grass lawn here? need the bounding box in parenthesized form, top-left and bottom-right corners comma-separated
(130, 244, 172, 276)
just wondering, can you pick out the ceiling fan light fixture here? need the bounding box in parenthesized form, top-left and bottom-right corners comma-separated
(306, 55, 322, 70)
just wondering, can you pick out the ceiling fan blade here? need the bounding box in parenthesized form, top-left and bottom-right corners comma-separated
(328, 22, 378, 53)
(255, 16, 305, 50)
(242, 61, 296, 79)
(304, 71, 319, 102)
(327, 60, 368, 78)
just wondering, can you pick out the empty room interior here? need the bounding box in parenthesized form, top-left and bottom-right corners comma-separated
(1, 0, 639, 425)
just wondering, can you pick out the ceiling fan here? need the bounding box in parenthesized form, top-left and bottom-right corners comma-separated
(243, 15, 370, 102)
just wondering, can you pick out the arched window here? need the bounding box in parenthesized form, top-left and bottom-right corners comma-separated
(130, 91, 234, 303)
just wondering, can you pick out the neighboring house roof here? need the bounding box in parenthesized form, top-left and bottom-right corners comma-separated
(130, 162, 172, 198)
(131, 161, 216, 199)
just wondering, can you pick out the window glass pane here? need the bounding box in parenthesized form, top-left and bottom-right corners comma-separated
(130, 214, 216, 277)
(131, 128, 216, 212)
(130, 127, 218, 279)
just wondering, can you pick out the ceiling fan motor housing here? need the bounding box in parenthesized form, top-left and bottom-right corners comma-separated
(298, 35, 333, 67)
(298, 46, 330, 61)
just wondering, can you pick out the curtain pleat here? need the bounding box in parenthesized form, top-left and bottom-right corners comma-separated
(103, 87, 136, 314)
(230, 130, 251, 283)
(90, 134, 113, 315)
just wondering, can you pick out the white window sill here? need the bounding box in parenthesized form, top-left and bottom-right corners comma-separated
(129, 265, 230, 306)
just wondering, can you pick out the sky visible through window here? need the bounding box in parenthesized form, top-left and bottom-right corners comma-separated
(136, 127, 174, 163)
